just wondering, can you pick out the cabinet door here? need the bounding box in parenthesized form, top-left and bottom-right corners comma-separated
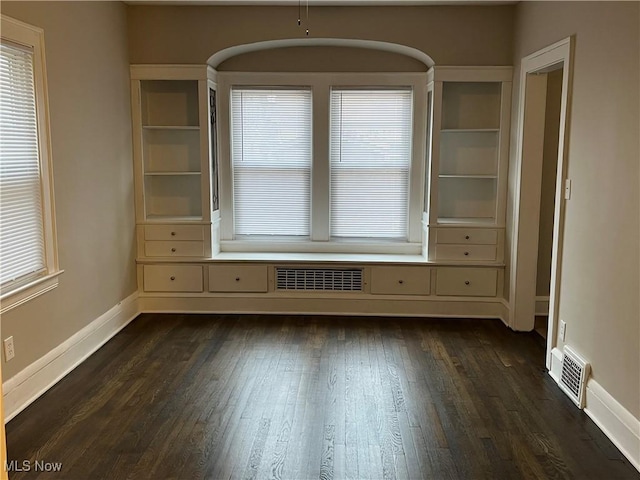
(435, 245, 497, 261)
(144, 225, 204, 241)
(370, 266, 430, 295)
(209, 265, 268, 293)
(145, 241, 204, 257)
(435, 268, 497, 297)
(435, 228, 498, 245)
(143, 265, 203, 292)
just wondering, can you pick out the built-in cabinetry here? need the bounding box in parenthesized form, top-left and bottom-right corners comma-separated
(131, 65, 220, 269)
(131, 64, 511, 320)
(424, 67, 512, 298)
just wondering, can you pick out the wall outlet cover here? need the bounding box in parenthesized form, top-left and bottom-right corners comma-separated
(4, 336, 15, 361)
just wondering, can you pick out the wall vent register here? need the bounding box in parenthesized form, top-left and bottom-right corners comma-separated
(275, 267, 363, 292)
(559, 345, 590, 409)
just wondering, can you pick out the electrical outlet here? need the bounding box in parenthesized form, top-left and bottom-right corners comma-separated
(4, 336, 15, 361)
(559, 320, 567, 342)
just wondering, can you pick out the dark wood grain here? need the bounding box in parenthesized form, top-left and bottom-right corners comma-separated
(6, 314, 639, 480)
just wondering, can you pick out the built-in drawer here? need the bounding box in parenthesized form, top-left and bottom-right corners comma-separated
(435, 228, 498, 245)
(435, 244, 497, 261)
(145, 241, 204, 257)
(209, 265, 268, 293)
(435, 268, 497, 297)
(144, 224, 204, 241)
(143, 265, 203, 292)
(370, 266, 430, 295)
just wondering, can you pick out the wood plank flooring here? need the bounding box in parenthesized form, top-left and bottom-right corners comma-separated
(6, 314, 639, 479)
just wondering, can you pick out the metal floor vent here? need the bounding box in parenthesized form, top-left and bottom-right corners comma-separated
(559, 346, 590, 409)
(276, 267, 363, 292)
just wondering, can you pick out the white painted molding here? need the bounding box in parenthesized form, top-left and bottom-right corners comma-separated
(548, 346, 563, 383)
(508, 36, 573, 367)
(140, 295, 510, 325)
(207, 38, 434, 69)
(3, 291, 139, 422)
(498, 298, 510, 327)
(584, 379, 640, 472)
(535, 296, 550, 316)
(0, 271, 63, 315)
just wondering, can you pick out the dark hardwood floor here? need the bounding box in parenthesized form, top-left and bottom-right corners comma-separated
(6, 314, 639, 479)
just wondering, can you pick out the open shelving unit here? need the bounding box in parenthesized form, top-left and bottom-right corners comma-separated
(139, 79, 203, 221)
(131, 65, 219, 262)
(424, 67, 512, 262)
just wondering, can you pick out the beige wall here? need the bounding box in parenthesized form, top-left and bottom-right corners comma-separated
(0, 2, 136, 380)
(126, 5, 515, 66)
(536, 68, 563, 297)
(512, 2, 639, 417)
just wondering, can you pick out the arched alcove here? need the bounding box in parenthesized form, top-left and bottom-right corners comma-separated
(207, 38, 434, 71)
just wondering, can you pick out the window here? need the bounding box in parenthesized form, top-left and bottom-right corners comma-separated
(330, 89, 412, 239)
(219, 73, 426, 254)
(231, 88, 312, 237)
(0, 16, 59, 312)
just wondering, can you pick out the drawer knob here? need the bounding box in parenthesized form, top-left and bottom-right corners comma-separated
(171, 231, 176, 236)
(465, 280, 470, 285)
(398, 280, 404, 284)
(171, 248, 176, 253)
(465, 235, 470, 240)
(464, 251, 469, 256)
(170, 276, 176, 281)
(235, 277, 240, 282)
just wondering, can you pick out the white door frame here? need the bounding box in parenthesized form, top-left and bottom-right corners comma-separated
(509, 37, 574, 370)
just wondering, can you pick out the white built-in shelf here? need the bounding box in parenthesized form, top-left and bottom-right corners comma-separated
(142, 125, 200, 130)
(144, 172, 202, 176)
(440, 128, 499, 133)
(439, 174, 497, 179)
(438, 217, 496, 225)
(145, 215, 204, 223)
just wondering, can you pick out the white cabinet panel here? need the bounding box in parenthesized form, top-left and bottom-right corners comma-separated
(209, 265, 268, 293)
(144, 224, 204, 241)
(435, 228, 498, 245)
(435, 245, 497, 261)
(145, 241, 204, 257)
(436, 268, 497, 297)
(370, 266, 430, 295)
(143, 265, 203, 292)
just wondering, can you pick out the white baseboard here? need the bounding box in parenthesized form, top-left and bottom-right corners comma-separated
(548, 347, 639, 472)
(3, 291, 139, 422)
(498, 298, 510, 327)
(535, 296, 550, 316)
(549, 346, 563, 383)
(584, 379, 640, 471)
(139, 295, 510, 324)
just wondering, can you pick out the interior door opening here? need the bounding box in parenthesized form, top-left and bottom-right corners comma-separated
(510, 36, 573, 371)
(534, 66, 564, 340)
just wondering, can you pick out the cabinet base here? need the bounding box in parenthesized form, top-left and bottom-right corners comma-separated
(139, 294, 509, 325)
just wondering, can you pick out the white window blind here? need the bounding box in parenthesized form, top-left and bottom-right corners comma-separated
(231, 88, 311, 236)
(330, 89, 412, 239)
(0, 41, 46, 291)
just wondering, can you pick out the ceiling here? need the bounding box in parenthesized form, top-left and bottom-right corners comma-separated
(126, 0, 516, 6)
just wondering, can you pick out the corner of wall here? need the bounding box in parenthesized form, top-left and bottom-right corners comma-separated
(3, 292, 140, 422)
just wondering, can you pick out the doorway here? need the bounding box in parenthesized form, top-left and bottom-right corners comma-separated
(534, 67, 563, 340)
(510, 37, 573, 371)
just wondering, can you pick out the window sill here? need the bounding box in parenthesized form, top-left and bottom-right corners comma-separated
(0, 270, 64, 315)
(212, 251, 427, 264)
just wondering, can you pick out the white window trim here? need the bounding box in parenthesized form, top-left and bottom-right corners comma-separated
(1, 15, 61, 313)
(217, 72, 427, 254)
